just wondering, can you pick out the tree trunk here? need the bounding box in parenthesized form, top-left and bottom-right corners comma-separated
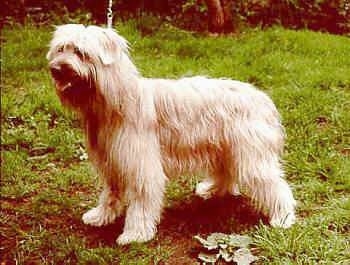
(205, 0, 225, 33)
(205, 0, 233, 33)
(222, 0, 234, 32)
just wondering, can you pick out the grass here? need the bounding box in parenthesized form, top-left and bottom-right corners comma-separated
(1, 21, 350, 264)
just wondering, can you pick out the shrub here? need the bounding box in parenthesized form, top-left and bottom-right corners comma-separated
(2, 0, 349, 35)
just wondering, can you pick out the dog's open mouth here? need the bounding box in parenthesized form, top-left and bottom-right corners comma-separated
(55, 81, 71, 92)
(55, 79, 90, 100)
(55, 79, 78, 93)
(53, 76, 94, 107)
(52, 72, 83, 94)
(50, 66, 80, 93)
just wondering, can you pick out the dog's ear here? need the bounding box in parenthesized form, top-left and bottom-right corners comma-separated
(96, 28, 130, 66)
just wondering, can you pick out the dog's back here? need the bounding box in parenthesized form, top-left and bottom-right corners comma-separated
(142, 76, 283, 179)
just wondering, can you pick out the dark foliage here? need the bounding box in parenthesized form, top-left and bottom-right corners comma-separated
(2, 0, 349, 35)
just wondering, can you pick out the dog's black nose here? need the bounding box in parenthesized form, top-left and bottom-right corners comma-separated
(50, 64, 62, 78)
(50, 63, 73, 80)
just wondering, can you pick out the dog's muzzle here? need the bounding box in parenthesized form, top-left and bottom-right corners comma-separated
(50, 64, 63, 79)
(49, 62, 78, 92)
(49, 63, 74, 81)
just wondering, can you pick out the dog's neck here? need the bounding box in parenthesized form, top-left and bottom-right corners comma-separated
(81, 107, 111, 170)
(79, 56, 141, 159)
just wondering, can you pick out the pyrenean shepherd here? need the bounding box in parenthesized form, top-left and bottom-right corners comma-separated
(47, 24, 296, 245)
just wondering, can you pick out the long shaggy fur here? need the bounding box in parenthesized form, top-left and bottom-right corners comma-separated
(47, 24, 296, 245)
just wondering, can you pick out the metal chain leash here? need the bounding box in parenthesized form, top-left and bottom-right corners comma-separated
(107, 0, 113, 28)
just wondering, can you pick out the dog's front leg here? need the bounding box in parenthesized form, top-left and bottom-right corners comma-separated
(82, 185, 124, 226)
(116, 131, 167, 245)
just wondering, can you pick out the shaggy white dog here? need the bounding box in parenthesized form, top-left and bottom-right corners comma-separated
(47, 24, 296, 245)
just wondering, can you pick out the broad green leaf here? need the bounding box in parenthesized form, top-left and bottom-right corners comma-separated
(219, 248, 233, 262)
(194, 235, 219, 250)
(194, 235, 209, 246)
(198, 252, 219, 263)
(206, 232, 228, 243)
(233, 248, 258, 265)
(227, 234, 252, 248)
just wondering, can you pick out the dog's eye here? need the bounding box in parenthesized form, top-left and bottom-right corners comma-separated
(57, 46, 64, 53)
(74, 47, 84, 58)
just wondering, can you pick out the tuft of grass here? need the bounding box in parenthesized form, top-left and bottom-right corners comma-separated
(254, 197, 350, 264)
(1, 21, 349, 264)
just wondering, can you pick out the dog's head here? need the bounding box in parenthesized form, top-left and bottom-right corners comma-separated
(47, 24, 132, 108)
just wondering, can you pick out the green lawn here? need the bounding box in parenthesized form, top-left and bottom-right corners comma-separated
(1, 21, 350, 264)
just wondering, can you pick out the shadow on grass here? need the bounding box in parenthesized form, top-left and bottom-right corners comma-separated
(161, 195, 265, 235)
(1, 193, 265, 264)
(82, 195, 265, 248)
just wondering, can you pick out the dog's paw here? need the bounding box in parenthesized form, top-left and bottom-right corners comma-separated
(195, 180, 215, 200)
(270, 211, 296, 228)
(116, 230, 155, 245)
(82, 205, 116, 226)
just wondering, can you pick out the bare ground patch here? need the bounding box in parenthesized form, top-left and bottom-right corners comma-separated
(1, 192, 265, 264)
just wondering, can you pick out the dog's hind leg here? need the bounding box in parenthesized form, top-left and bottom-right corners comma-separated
(116, 132, 167, 245)
(242, 161, 296, 228)
(240, 158, 296, 228)
(234, 124, 296, 228)
(82, 184, 123, 226)
(195, 175, 240, 199)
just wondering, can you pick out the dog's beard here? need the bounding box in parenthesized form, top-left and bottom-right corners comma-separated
(53, 74, 94, 108)
(53, 74, 80, 93)
(49, 52, 97, 109)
